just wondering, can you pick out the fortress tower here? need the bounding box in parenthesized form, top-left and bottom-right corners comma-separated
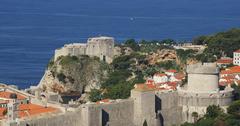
(186, 63, 219, 92)
(54, 36, 115, 63)
(131, 87, 157, 126)
(86, 36, 114, 63)
(178, 63, 233, 122)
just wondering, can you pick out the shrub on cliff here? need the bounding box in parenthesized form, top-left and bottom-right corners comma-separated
(57, 73, 66, 83)
(101, 70, 131, 88)
(194, 28, 240, 58)
(89, 89, 102, 102)
(59, 55, 79, 66)
(124, 39, 140, 51)
(227, 100, 240, 118)
(103, 82, 134, 99)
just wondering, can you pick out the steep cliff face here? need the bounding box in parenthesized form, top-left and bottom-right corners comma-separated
(146, 49, 177, 65)
(38, 55, 110, 94)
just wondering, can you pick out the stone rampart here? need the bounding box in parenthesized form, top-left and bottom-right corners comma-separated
(155, 91, 183, 126)
(79, 99, 135, 126)
(17, 111, 81, 126)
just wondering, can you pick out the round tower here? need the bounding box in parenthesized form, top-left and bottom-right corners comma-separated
(186, 63, 219, 92)
(178, 63, 233, 123)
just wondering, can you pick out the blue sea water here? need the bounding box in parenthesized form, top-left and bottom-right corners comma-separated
(0, 0, 240, 89)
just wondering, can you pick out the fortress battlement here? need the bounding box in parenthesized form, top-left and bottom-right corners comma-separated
(187, 63, 219, 74)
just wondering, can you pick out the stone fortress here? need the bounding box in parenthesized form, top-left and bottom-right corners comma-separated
(54, 36, 115, 63)
(13, 63, 233, 126)
(178, 63, 233, 122)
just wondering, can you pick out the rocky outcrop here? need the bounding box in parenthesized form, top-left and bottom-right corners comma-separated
(38, 55, 110, 94)
(146, 49, 177, 65)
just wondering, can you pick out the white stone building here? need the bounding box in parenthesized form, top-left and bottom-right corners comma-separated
(233, 49, 240, 66)
(54, 36, 115, 63)
(153, 73, 168, 84)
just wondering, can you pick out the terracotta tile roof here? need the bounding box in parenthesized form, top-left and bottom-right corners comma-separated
(146, 79, 154, 85)
(174, 73, 185, 80)
(154, 73, 167, 77)
(166, 69, 177, 73)
(221, 66, 240, 75)
(234, 49, 240, 53)
(222, 75, 235, 80)
(0, 91, 26, 100)
(217, 58, 233, 64)
(0, 103, 58, 119)
(18, 104, 57, 118)
(0, 108, 7, 119)
(221, 70, 234, 75)
(134, 83, 156, 91)
(147, 84, 156, 89)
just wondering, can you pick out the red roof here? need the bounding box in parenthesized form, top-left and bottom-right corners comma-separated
(154, 73, 167, 77)
(146, 79, 154, 85)
(147, 84, 156, 89)
(0, 91, 26, 100)
(174, 73, 185, 80)
(234, 49, 240, 53)
(0, 103, 58, 119)
(222, 75, 235, 80)
(217, 58, 233, 64)
(221, 66, 240, 75)
(166, 69, 177, 73)
(134, 83, 156, 90)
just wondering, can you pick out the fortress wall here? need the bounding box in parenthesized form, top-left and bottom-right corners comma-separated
(79, 99, 135, 126)
(86, 37, 114, 63)
(54, 48, 68, 61)
(187, 74, 219, 92)
(155, 91, 183, 126)
(54, 37, 114, 63)
(131, 90, 156, 126)
(18, 111, 81, 126)
(178, 91, 233, 106)
(54, 45, 87, 61)
(178, 90, 233, 123)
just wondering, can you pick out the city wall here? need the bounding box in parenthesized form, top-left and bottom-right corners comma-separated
(155, 91, 183, 126)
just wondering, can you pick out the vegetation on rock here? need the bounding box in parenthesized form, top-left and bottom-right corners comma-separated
(47, 55, 110, 94)
(193, 28, 240, 61)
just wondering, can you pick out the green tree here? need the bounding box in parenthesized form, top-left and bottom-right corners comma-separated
(232, 85, 240, 100)
(227, 100, 240, 118)
(161, 39, 176, 45)
(197, 28, 240, 58)
(205, 105, 223, 118)
(103, 82, 133, 99)
(89, 89, 102, 102)
(57, 73, 66, 83)
(192, 35, 208, 45)
(124, 39, 140, 51)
